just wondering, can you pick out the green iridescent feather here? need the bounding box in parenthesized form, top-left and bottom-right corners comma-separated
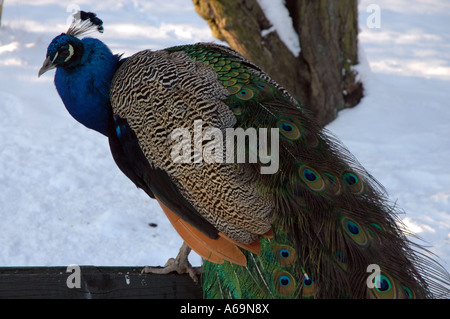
(166, 43, 450, 299)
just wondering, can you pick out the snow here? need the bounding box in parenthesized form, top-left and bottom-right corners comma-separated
(0, 0, 449, 277)
(257, 0, 301, 57)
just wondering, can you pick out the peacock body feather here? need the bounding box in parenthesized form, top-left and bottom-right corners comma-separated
(40, 11, 450, 299)
(46, 35, 120, 136)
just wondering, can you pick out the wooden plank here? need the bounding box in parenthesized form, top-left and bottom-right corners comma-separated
(0, 266, 203, 299)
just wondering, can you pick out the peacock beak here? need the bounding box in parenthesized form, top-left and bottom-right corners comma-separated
(38, 57, 56, 77)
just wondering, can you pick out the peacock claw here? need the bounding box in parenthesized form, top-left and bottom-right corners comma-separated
(141, 242, 201, 282)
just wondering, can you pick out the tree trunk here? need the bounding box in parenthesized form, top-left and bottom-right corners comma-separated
(193, 0, 362, 127)
(0, 0, 4, 28)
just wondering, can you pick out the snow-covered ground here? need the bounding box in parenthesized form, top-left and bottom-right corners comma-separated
(0, 0, 449, 276)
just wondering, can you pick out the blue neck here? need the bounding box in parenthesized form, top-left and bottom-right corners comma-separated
(54, 38, 120, 136)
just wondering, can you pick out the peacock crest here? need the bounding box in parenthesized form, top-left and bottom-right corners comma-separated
(66, 11, 104, 37)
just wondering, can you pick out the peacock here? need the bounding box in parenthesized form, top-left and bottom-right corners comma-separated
(39, 11, 450, 299)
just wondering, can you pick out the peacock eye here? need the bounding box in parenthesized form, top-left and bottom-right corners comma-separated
(56, 44, 74, 63)
(59, 49, 70, 59)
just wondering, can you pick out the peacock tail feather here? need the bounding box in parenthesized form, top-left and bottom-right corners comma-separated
(111, 43, 449, 299)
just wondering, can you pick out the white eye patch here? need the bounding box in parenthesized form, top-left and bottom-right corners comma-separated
(65, 44, 74, 62)
(51, 51, 59, 63)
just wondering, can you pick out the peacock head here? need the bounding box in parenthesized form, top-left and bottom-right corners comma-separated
(38, 11, 104, 77)
(39, 34, 84, 76)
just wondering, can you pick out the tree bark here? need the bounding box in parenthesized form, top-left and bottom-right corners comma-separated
(193, 0, 362, 127)
(0, 0, 4, 28)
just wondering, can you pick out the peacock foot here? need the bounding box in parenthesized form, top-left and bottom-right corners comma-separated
(141, 241, 201, 282)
